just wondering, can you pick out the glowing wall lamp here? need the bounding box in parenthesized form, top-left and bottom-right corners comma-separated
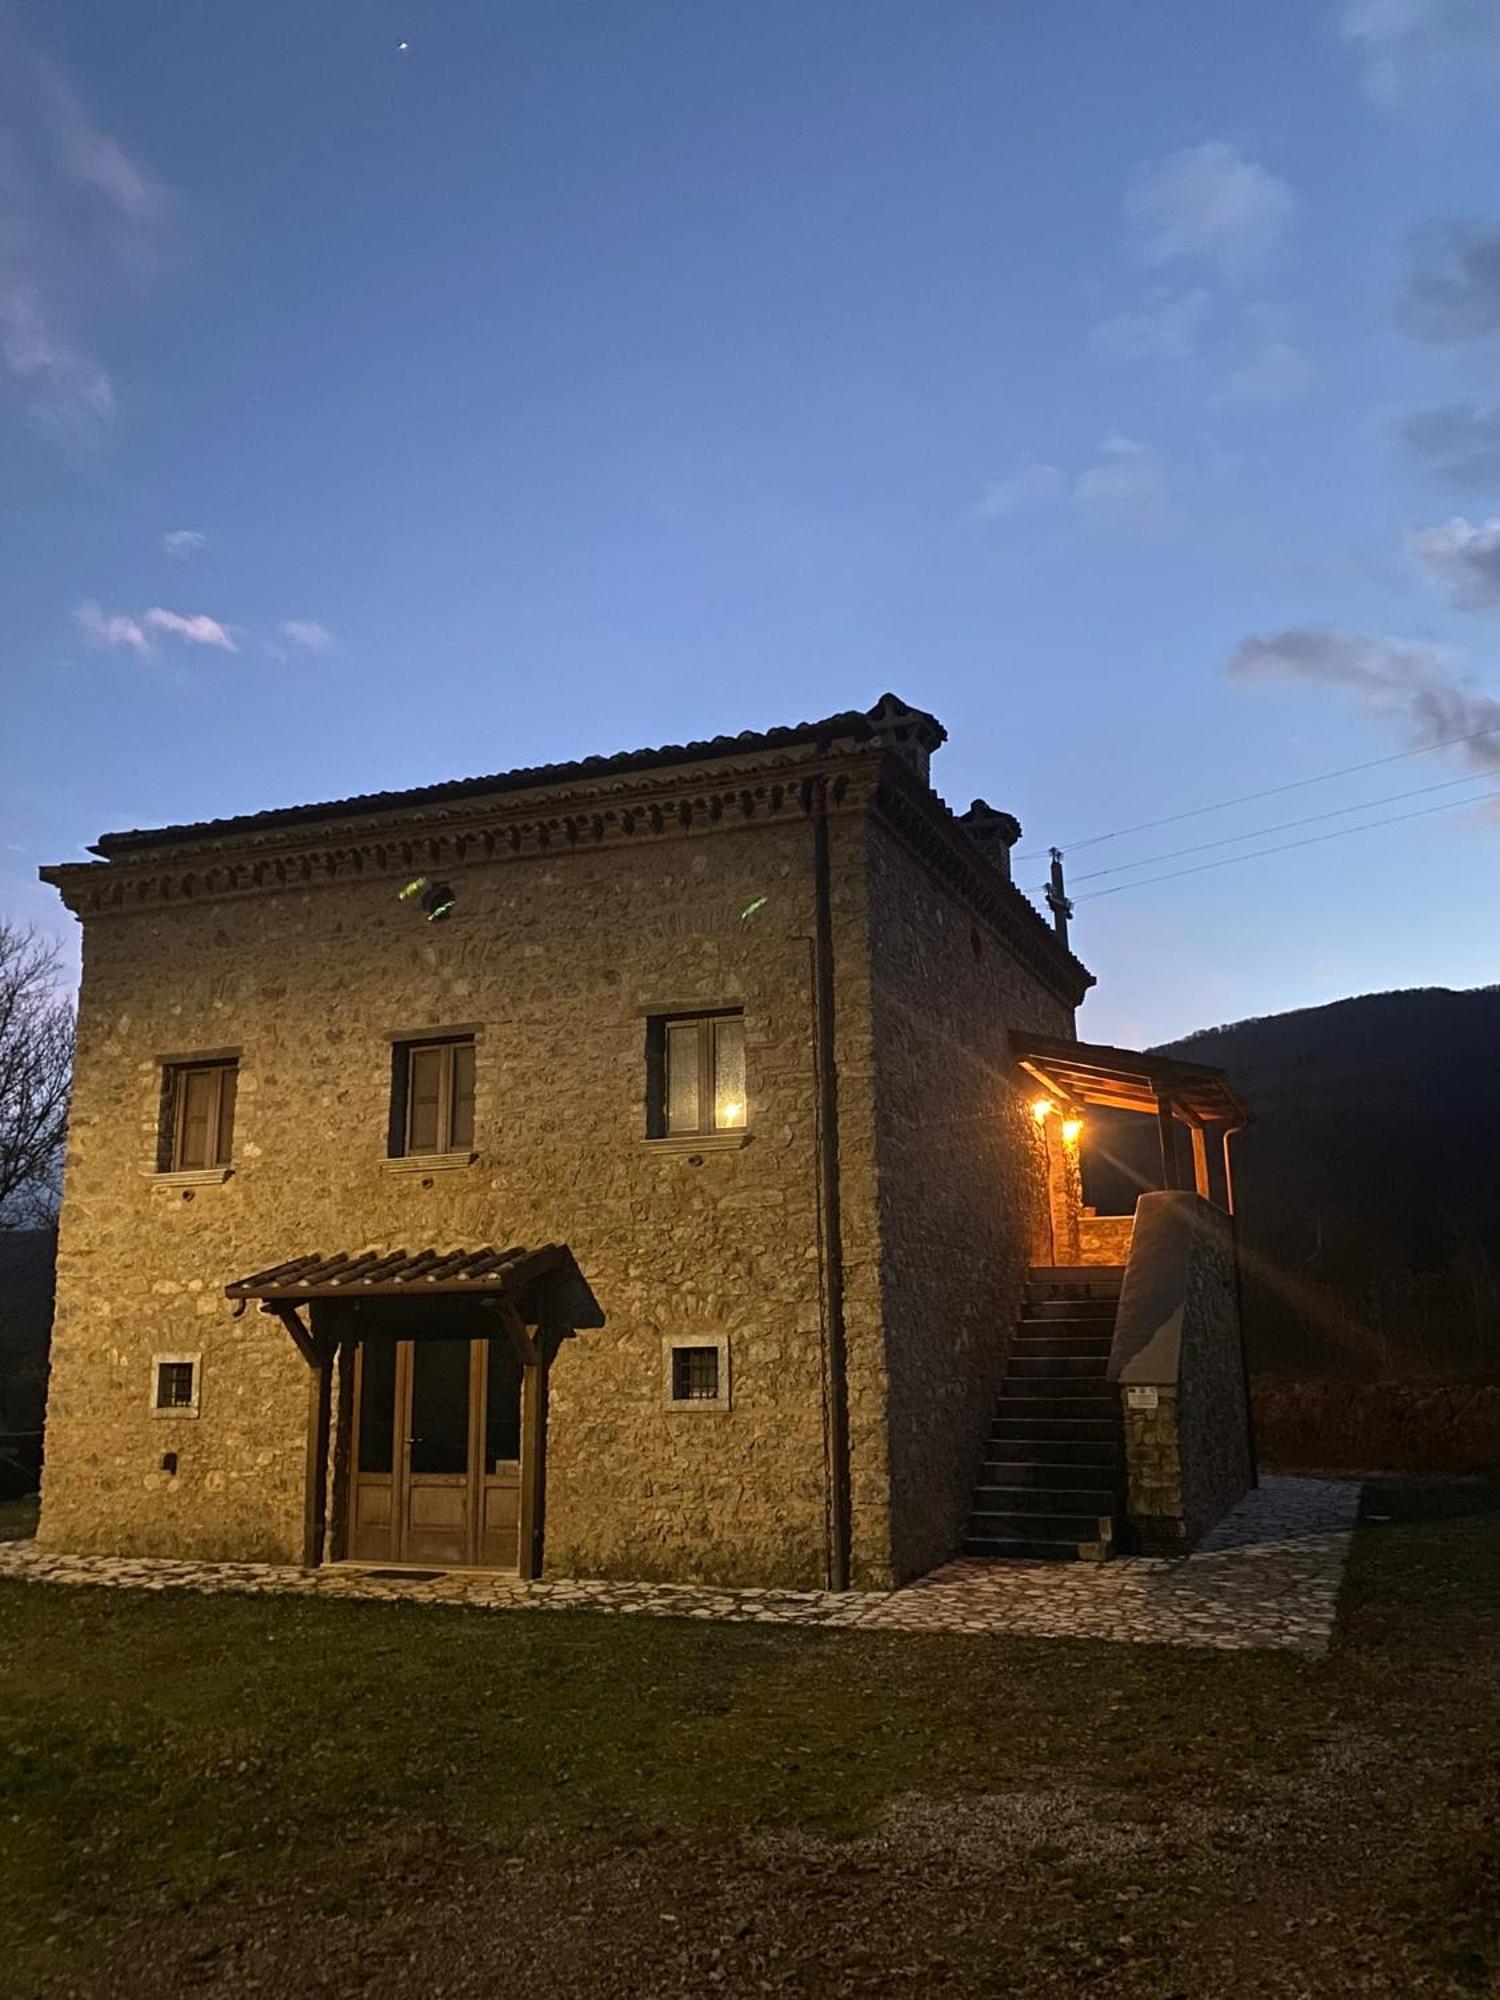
(1061, 1114, 1084, 1145)
(1030, 1097, 1056, 1125)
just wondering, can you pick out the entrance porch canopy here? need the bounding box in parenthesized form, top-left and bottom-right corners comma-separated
(226, 1242, 600, 1569)
(226, 1243, 577, 1305)
(1010, 1031, 1250, 1208)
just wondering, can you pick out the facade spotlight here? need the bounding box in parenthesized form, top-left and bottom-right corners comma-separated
(1061, 1115, 1084, 1145)
(397, 875, 457, 922)
(1030, 1097, 1055, 1124)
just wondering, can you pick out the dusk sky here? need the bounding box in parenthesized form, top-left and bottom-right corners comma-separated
(4, 0, 1499, 1045)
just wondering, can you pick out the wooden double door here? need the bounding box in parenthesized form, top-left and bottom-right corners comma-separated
(349, 1334, 525, 1568)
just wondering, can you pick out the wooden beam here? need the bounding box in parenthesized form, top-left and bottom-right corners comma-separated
(1222, 1125, 1242, 1217)
(1156, 1092, 1180, 1190)
(1190, 1123, 1211, 1200)
(262, 1300, 320, 1368)
(517, 1355, 547, 1581)
(483, 1295, 540, 1368)
(303, 1347, 333, 1568)
(327, 1332, 356, 1563)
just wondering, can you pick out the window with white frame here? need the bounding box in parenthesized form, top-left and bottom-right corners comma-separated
(662, 1334, 731, 1412)
(151, 1354, 201, 1417)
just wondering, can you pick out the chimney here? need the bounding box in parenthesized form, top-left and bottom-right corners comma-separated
(864, 693, 947, 789)
(957, 799, 1022, 883)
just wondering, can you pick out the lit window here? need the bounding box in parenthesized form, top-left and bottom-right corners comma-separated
(391, 1037, 475, 1156)
(160, 1061, 237, 1172)
(649, 1012, 746, 1138)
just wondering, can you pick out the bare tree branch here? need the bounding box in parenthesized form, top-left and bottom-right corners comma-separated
(0, 922, 74, 1227)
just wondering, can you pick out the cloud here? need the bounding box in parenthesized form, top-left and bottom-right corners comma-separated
(162, 529, 207, 557)
(1227, 623, 1500, 769)
(73, 600, 149, 657)
(42, 62, 163, 223)
(1401, 402, 1500, 486)
(1125, 142, 1296, 275)
(1398, 224, 1500, 342)
(969, 462, 1065, 520)
(144, 607, 236, 650)
(0, 280, 115, 440)
(1073, 435, 1170, 535)
(1410, 515, 1500, 607)
(1089, 287, 1209, 360)
(74, 600, 236, 656)
(0, 37, 164, 442)
(275, 618, 337, 655)
(1340, 0, 1500, 112)
(1227, 338, 1316, 403)
(969, 440, 1171, 537)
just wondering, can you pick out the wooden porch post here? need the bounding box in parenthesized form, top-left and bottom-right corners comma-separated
(486, 1295, 548, 1581)
(1190, 1123, 1212, 1201)
(1155, 1091, 1180, 1190)
(304, 1351, 333, 1568)
(327, 1329, 356, 1564)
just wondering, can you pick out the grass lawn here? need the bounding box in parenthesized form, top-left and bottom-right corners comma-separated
(2, 1481, 1498, 1998)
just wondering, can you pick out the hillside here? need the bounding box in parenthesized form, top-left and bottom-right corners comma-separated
(1084, 986, 1500, 1382)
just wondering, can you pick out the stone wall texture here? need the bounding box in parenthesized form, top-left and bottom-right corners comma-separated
(1111, 1191, 1253, 1554)
(38, 734, 1087, 1589)
(865, 817, 1072, 1583)
(1078, 1213, 1134, 1267)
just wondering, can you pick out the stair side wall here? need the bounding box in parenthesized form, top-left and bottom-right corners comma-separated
(1110, 1191, 1254, 1552)
(865, 818, 1075, 1584)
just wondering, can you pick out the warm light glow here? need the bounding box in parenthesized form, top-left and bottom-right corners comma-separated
(1030, 1097, 1055, 1124)
(720, 1100, 745, 1127)
(1061, 1115, 1084, 1145)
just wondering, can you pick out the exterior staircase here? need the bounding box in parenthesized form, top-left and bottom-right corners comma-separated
(962, 1266, 1126, 1562)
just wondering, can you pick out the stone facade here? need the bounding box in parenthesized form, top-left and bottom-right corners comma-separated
(37, 698, 1090, 1589)
(1109, 1191, 1254, 1554)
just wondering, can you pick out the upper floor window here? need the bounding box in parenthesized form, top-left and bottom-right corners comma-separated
(647, 1011, 746, 1138)
(390, 1037, 475, 1156)
(160, 1060, 237, 1172)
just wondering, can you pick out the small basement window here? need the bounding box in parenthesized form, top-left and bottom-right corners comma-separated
(151, 1355, 201, 1418)
(647, 1011, 746, 1138)
(662, 1335, 731, 1412)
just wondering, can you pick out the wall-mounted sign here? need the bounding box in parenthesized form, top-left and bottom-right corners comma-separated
(1125, 1386, 1160, 1411)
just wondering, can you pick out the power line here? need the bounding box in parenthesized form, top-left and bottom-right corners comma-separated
(1032, 766, 1500, 890)
(1012, 723, 1500, 862)
(1068, 783, 1500, 903)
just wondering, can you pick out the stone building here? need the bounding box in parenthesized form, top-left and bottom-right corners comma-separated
(36, 693, 1252, 1589)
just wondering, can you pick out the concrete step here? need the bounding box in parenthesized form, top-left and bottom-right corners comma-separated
(1006, 1354, 1111, 1381)
(960, 1535, 1114, 1563)
(971, 1483, 1117, 1514)
(1021, 1299, 1119, 1322)
(990, 1413, 1121, 1441)
(980, 1437, 1122, 1468)
(968, 1507, 1115, 1541)
(979, 1456, 1121, 1487)
(998, 1380, 1115, 1404)
(1011, 1337, 1114, 1362)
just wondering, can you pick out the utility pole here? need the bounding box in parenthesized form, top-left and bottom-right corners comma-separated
(1045, 847, 1074, 949)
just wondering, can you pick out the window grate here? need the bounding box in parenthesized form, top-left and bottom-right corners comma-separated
(671, 1346, 720, 1403)
(156, 1361, 196, 1410)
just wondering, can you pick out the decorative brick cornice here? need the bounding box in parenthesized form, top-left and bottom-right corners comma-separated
(40, 746, 870, 920)
(40, 712, 1093, 1005)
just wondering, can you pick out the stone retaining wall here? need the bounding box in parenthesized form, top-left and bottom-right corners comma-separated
(1110, 1192, 1253, 1554)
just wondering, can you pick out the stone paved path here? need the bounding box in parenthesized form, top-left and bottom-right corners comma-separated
(0, 1476, 1360, 1654)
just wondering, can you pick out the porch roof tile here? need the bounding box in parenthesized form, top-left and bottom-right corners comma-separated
(226, 1243, 566, 1300)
